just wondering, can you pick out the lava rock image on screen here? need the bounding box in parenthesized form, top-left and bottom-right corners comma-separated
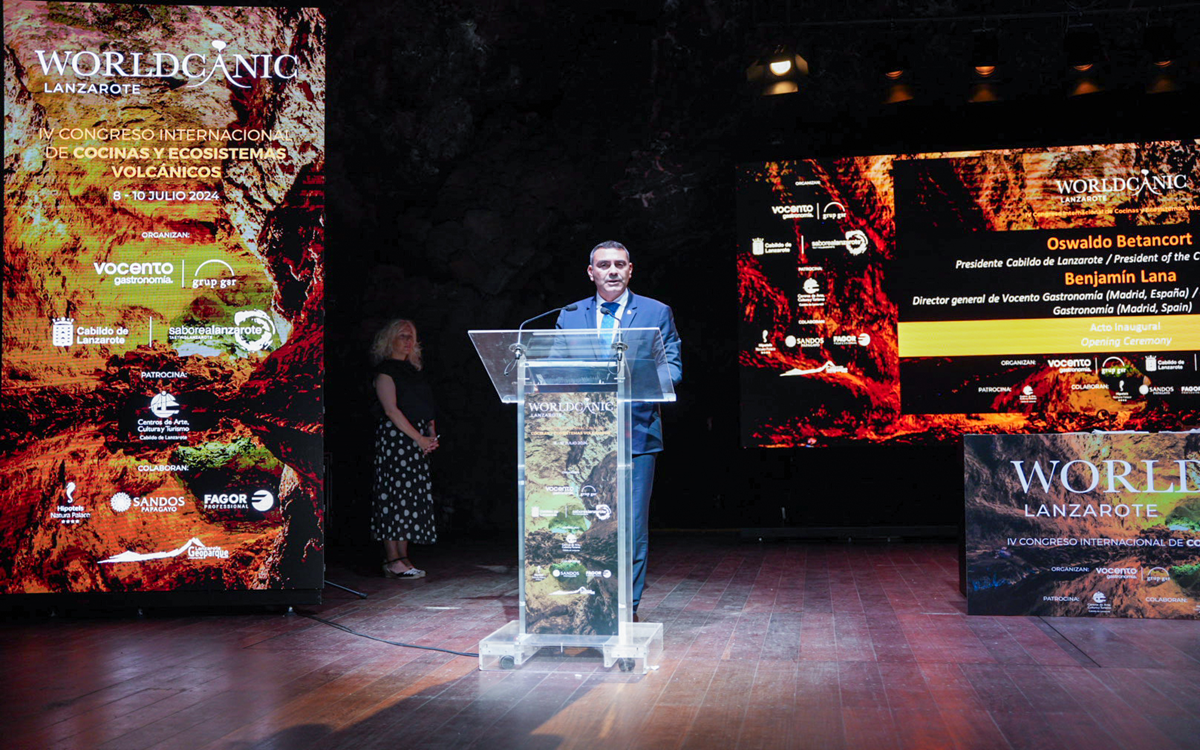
(1, 2, 326, 594)
(737, 141, 1200, 447)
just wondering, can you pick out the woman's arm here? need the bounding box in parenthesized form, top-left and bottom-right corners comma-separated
(375, 373, 437, 452)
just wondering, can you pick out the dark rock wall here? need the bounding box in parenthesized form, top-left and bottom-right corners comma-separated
(322, 0, 1199, 547)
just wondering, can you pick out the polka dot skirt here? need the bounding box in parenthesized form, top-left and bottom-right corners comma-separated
(371, 417, 436, 544)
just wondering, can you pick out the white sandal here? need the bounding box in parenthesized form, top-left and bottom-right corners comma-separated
(383, 557, 426, 579)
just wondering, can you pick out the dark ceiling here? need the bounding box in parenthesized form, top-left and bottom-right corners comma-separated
(319, 0, 1198, 542)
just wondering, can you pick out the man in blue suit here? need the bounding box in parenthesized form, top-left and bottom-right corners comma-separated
(555, 240, 682, 620)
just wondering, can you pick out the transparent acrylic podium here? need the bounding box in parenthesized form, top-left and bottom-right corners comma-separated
(469, 327, 675, 674)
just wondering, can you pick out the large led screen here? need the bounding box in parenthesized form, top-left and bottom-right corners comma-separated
(738, 141, 1200, 447)
(1, 2, 326, 596)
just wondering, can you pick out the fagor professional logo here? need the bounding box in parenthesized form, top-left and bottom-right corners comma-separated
(203, 489, 275, 512)
(33, 40, 299, 94)
(251, 490, 276, 512)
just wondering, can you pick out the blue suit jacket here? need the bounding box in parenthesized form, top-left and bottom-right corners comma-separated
(555, 292, 682, 454)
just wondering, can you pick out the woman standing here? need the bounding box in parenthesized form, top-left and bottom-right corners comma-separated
(370, 319, 439, 578)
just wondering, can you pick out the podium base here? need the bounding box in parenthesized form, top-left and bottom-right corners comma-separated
(477, 620, 663, 675)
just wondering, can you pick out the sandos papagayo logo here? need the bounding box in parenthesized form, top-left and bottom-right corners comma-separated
(32, 40, 299, 93)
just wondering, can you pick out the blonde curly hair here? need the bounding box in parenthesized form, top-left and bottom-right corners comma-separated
(370, 319, 422, 369)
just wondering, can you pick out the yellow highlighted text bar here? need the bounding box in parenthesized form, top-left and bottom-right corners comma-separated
(899, 315, 1200, 357)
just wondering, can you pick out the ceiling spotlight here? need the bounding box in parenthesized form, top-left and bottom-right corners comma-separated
(971, 29, 999, 78)
(1064, 25, 1102, 72)
(746, 44, 810, 96)
(878, 38, 911, 82)
(878, 37, 913, 102)
(1144, 24, 1177, 68)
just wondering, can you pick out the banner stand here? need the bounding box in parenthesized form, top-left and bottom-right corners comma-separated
(469, 328, 675, 673)
(964, 431, 1200, 620)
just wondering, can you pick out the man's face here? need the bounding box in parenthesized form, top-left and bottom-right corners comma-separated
(588, 247, 633, 302)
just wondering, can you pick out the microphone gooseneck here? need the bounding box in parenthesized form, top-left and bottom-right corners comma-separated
(512, 303, 580, 360)
(518, 303, 577, 332)
(599, 305, 622, 327)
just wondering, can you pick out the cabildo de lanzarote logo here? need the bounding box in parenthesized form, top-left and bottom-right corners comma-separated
(32, 39, 299, 95)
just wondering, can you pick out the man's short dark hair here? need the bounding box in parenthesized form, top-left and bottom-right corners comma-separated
(589, 240, 631, 265)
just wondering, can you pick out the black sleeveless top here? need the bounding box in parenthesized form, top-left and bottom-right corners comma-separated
(374, 359, 436, 423)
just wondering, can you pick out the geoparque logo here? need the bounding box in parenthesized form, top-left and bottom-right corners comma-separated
(99, 537, 228, 564)
(32, 40, 299, 90)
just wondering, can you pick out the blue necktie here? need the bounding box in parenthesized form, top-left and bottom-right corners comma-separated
(600, 301, 619, 329)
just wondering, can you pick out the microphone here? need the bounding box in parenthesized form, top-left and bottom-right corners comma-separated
(512, 304, 579, 359)
(599, 305, 627, 361)
(599, 305, 622, 328)
(519, 303, 577, 332)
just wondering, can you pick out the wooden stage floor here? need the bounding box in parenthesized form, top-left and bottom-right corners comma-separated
(3, 535, 1198, 750)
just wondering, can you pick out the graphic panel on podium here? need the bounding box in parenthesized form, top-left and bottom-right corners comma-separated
(469, 328, 672, 673)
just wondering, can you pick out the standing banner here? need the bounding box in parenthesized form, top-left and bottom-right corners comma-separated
(965, 433, 1200, 619)
(2, 2, 325, 600)
(523, 391, 620, 635)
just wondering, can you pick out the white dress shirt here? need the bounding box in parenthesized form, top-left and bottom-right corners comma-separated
(594, 290, 630, 328)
